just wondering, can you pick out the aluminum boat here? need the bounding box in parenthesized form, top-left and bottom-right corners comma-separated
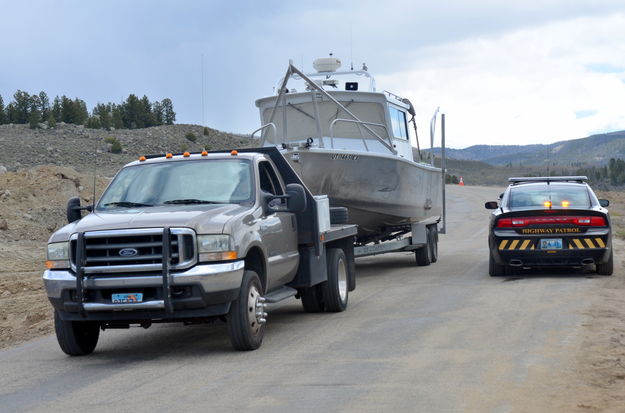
(254, 57, 443, 242)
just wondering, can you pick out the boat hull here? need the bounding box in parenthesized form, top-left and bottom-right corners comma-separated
(282, 149, 442, 239)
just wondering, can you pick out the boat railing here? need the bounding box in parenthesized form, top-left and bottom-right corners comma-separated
(260, 61, 398, 155)
(251, 122, 277, 142)
(329, 118, 390, 152)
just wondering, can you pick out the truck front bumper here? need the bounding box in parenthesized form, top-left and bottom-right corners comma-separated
(43, 261, 245, 320)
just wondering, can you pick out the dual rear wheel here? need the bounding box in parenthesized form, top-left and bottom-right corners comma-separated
(300, 248, 349, 313)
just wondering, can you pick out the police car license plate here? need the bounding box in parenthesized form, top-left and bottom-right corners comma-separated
(540, 238, 562, 250)
(111, 293, 143, 304)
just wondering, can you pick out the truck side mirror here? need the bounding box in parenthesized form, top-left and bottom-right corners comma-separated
(285, 183, 306, 212)
(67, 197, 82, 223)
(66, 197, 93, 223)
(599, 199, 609, 207)
(265, 184, 307, 214)
(484, 201, 498, 210)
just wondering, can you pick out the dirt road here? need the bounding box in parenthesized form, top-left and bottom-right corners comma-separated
(1, 185, 623, 412)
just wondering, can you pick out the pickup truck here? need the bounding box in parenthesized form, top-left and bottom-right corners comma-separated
(43, 147, 357, 354)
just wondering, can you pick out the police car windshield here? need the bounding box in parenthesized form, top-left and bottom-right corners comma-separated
(508, 183, 591, 209)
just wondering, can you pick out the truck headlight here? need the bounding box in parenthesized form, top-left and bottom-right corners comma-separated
(46, 242, 70, 269)
(197, 235, 237, 261)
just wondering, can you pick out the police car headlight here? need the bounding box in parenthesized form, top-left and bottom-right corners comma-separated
(197, 235, 237, 261)
(46, 242, 70, 269)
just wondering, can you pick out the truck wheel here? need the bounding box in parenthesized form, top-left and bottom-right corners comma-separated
(415, 241, 432, 266)
(489, 252, 506, 277)
(596, 250, 613, 276)
(322, 248, 348, 312)
(54, 310, 100, 356)
(329, 207, 348, 225)
(300, 284, 325, 313)
(428, 225, 438, 263)
(227, 270, 266, 351)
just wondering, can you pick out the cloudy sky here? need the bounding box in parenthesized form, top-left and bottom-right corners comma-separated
(1, 0, 624, 149)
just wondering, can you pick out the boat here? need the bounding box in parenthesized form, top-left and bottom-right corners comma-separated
(253, 56, 443, 243)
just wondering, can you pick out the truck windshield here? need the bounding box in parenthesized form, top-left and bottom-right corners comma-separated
(97, 159, 254, 210)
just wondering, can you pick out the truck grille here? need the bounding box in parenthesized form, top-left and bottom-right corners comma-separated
(70, 228, 196, 274)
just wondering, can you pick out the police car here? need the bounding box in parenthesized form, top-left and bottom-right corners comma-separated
(485, 176, 613, 276)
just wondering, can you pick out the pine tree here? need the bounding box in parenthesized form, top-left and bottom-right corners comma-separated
(52, 96, 62, 122)
(47, 112, 56, 128)
(152, 101, 163, 125)
(111, 106, 123, 129)
(12, 90, 31, 123)
(162, 98, 175, 125)
(0, 95, 6, 125)
(38, 91, 50, 120)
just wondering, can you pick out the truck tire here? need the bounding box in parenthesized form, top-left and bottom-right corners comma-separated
(596, 250, 613, 276)
(322, 248, 348, 312)
(489, 252, 506, 277)
(428, 225, 438, 263)
(227, 270, 266, 351)
(329, 207, 348, 225)
(54, 310, 100, 356)
(300, 284, 325, 313)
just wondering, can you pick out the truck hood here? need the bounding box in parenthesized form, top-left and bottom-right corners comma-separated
(48, 204, 252, 242)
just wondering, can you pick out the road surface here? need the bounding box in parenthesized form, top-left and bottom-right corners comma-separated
(1, 186, 620, 412)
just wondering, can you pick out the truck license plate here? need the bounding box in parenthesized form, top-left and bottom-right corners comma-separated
(540, 238, 562, 250)
(112, 293, 143, 304)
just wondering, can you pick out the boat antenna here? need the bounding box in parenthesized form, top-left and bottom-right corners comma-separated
(350, 25, 354, 70)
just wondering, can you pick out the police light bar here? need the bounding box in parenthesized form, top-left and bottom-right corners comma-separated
(508, 176, 588, 184)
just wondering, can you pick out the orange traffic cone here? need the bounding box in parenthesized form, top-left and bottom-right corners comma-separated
(459, 176, 465, 186)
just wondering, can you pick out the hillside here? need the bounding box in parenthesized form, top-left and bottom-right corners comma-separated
(0, 123, 251, 176)
(429, 130, 625, 167)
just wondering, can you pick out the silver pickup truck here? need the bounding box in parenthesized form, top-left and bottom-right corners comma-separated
(43, 147, 357, 354)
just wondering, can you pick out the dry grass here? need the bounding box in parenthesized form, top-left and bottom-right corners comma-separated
(595, 190, 625, 239)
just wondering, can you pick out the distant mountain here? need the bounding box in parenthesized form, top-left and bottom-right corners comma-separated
(429, 130, 625, 166)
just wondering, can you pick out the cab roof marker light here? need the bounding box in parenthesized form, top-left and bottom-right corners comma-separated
(543, 201, 551, 208)
(183, 152, 190, 157)
(562, 200, 570, 207)
(139, 156, 146, 162)
(231, 150, 238, 156)
(166, 153, 173, 159)
(201, 150, 208, 156)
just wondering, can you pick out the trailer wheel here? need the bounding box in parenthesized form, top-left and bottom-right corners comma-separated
(54, 311, 100, 356)
(329, 207, 348, 225)
(596, 250, 613, 276)
(300, 284, 325, 313)
(428, 225, 438, 263)
(227, 270, 266, 351)
(322, 248, 348, 312)
(415, 240, 432, 266)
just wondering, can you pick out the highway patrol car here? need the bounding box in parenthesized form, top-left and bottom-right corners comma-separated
(485, 176, 613, 276)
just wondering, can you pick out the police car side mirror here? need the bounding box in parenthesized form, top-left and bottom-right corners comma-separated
(484, 201, 498, 210)
(599, 199, 609, 207)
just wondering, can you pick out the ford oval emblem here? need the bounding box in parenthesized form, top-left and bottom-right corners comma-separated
(119, 248, 139, 257)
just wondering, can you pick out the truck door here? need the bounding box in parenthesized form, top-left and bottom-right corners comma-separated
(258, 160, 299, 290)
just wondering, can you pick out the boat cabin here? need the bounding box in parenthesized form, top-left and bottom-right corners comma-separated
(254, 57, 418, 161)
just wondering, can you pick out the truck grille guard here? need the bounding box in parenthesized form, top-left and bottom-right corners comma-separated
(72, 227, 195, 315)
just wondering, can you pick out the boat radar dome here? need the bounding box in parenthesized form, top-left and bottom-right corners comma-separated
(313, 57, 342, 73)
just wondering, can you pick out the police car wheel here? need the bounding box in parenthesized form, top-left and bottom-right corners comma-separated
(596, 250, 613, 276)
(489, 252, 506, 277)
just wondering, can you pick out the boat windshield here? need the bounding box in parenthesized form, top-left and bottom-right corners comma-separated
(97, 159, 254, 210)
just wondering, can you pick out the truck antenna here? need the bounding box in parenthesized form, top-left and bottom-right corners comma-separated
(92, 133, 98, 209)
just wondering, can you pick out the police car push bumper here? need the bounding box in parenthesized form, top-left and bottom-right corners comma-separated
(43, 260, 245, 311)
